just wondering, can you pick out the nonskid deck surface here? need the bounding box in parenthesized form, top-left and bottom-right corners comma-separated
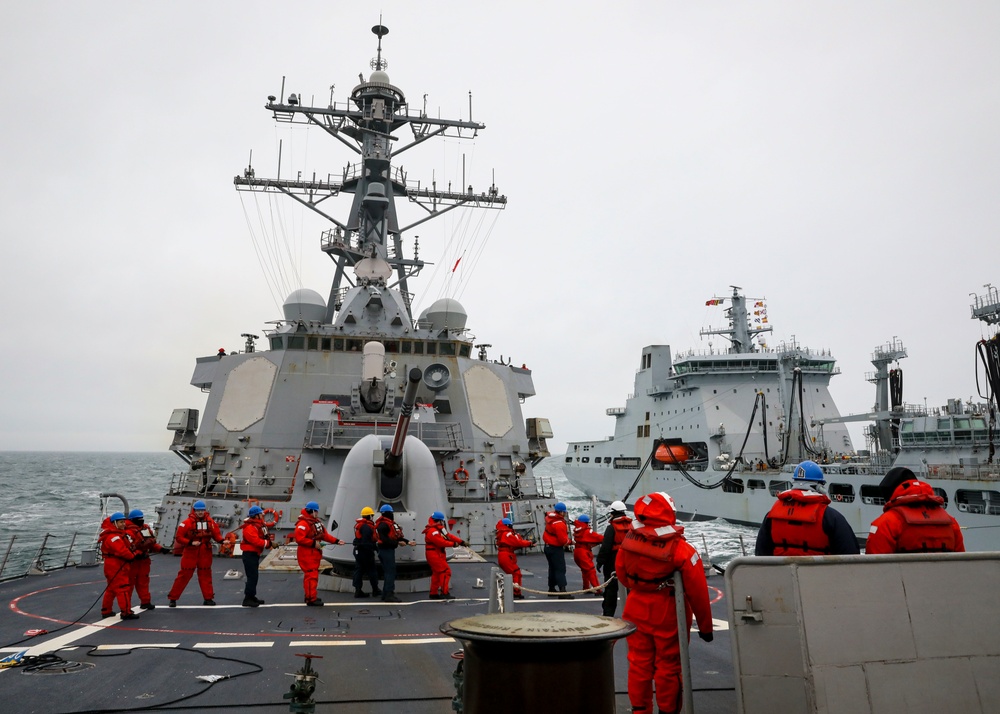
(1, 553, 735, 713)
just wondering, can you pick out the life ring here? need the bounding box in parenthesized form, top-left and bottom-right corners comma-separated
(453, 462, 469, 483)
(262, 508, 281, 528)
(835, 494, 843, 502)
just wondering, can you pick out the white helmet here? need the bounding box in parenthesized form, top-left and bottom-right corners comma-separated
(610, 500, 627, 513)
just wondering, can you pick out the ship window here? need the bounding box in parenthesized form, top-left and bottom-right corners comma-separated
(637, 426, 643, 438)
(613, 457, 641, 469)
(828, 483, 854, 504)
(288, 336, 305, 350)
(346, 339, 362, 352)
(460, 344, 471, 358)
(933, 488, 949, 508)
(713, 390, 717, 394)
(385, 340, 399, 353)
(308, 337, 319, 350)
(426, 343, 437, 355)
(270, 336, 284, 350)
(413, 342, 425, 355)
(747, 479, 766, 490)
(645, 412, 650, 420)
(715, 405, 719, 410)
(768, 480, 792, 496)
(859, 484, 885, 506)
(723, 478, 744, 494)
(439, 342, 456, 356)
(565, 457, 572, 463)
(604, 457, 612, 464)
(401, 341, 412, 354)
(321, 338, 331, 351)
(334, 338, 344, 351)
(956, 489, 1000, 515)
(582, 457, 590, 463)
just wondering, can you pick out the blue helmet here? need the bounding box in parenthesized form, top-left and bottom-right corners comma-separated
(793, 461, 826, 484)
(248, 505, 263, 517)
(109, 512, 126, 523)
(431, 511, 445, 521)
(577, 514, 590, 523)
(553, 502, 567, 513)
(379, 504, 394, 513)
(128, 509, 144, 520)
(193, 500, 207, 510)
(501, 518, 512, 526)
(305, 501, 320, 512)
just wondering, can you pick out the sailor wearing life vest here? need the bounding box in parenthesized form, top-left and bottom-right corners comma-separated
(615, 491, 713, 714)
(423, 511, 465, 599)
(572, 514, 604, 594)
(293, 501, 346, 606)
(352, 506, 381, 599)
(168, 500, 224, 606)
(375, 504, 416, 603)
(240, 505, 273, 607)
(99, 511, 139, 620)
(495, 518, 534, 598)
(867, 467, 965, 554)
(124, 509, 168, 611)
(755, 461, 860, 556)
(542, 502, 573, 598)
(596, 500, 632, 616)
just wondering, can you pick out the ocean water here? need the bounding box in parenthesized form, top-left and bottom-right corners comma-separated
(0, 451, 756, 578)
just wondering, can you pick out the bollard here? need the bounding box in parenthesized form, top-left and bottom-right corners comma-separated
(442, 611, 634, 713)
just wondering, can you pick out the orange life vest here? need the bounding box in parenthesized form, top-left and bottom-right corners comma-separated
(616, 524, 684, 592)
(767, 490, 831, 555)
(610, 516, 632, 551)
(887, 497, 961, 552)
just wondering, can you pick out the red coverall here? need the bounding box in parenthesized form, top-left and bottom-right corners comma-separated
(616, 493, 713, 714)
(99, 518, 136, 616)
(495, 521, 533, 595)
(866, 479, 966, 554)
(572, 520, 605, 592)
(423, 518, 463, 597)
(167, 510, 222, 602)
(125, 520, 167, 607)
(294, 510, 343, 602)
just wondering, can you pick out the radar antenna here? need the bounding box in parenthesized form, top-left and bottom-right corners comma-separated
(371, 22, 389, 71)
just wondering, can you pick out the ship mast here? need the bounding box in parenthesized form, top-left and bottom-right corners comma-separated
(700, 286, 772, 354)
(233, 24, 506, 323)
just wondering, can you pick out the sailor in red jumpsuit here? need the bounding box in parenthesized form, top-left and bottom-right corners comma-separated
(616, 492, 714, 714)
(168, 500, 223, 606)
(423, 511, 465, 599)
(495, 518, 534, 598)
(99, 512, 139, 620)
(572, 514, 605, 594)
(867, 478, 965, 554)
(293, 500, 345, 606)
(542, 502, 573, 598)
(124, 508, 168, 610)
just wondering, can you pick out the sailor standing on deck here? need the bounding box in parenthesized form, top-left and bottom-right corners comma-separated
(240, 505, 273, 607)
(294, 501, 346, 606)
(542, 502, 573, 598)
(572, 514, 604, 595)
(616, 491, 713, 714)
(99, 512, 139, 620)
(168, 500, 223, 606)
(495, 517, 534, 599)
(423, 511, 465, 599)
(755, 461, 860, 556)
(866, 467, 965, 554)
(352, 507, 381, 599)
(375, 505, 416, 603)
(596, 500, 632, 616)
(125, 509, 168, 611)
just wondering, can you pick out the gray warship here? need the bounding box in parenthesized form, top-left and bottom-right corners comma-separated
(160, 24, 556, 578)
(564, 285, 1000, 551)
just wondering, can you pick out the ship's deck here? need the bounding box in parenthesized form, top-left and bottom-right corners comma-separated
(1, 552, 735, 713)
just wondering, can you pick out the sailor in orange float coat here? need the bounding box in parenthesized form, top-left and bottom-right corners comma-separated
(168, 500, 223, 606)
(495, 518, 534, 598)
(867, 478, 965, 554)
(572, 514, 605, 594)
(124, 509, 168, 610)
(423, 511, 465, 599)
(616, 492, 714, 714)
(294, 501, 345, 606)
(98, 512, 138, 619)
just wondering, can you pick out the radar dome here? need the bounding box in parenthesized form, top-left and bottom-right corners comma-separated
(283, 288, 327, 323)
(424, 297, 467, 332)
(370, 70, 390, 84)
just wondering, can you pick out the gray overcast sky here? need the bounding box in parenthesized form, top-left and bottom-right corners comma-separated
(1, 2, 998, 454)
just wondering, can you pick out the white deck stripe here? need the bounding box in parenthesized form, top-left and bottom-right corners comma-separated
(288, 640, 366, 647)
(193, 641, 274, 649)
(711, 618, 730, 631)
(95, 643, 180, 650)
(381, 637, 455, 645)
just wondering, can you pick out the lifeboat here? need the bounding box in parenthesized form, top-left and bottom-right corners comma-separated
(655, 443, 694, 463)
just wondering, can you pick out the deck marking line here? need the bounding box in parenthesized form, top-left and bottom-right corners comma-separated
(381, 637, 455, 645)
(288, 640, 366, 647)
(193, 641, 275, 649)
(95, 643, 181, 650)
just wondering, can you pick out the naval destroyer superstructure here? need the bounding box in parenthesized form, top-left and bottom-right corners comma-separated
(564, 285, 1000, 551)
(157, 25, 554, 579)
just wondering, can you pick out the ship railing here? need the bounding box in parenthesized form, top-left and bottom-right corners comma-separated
(446, 474, 556, 503)
(166, 471, 298, 502)
(0, 532, 95, 583)
(305, 419, 464, 452)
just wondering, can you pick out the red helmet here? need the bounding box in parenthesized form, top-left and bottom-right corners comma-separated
(634, 491, 677, 526)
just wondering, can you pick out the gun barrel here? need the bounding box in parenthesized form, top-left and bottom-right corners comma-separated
(388, 368, 422, 459)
